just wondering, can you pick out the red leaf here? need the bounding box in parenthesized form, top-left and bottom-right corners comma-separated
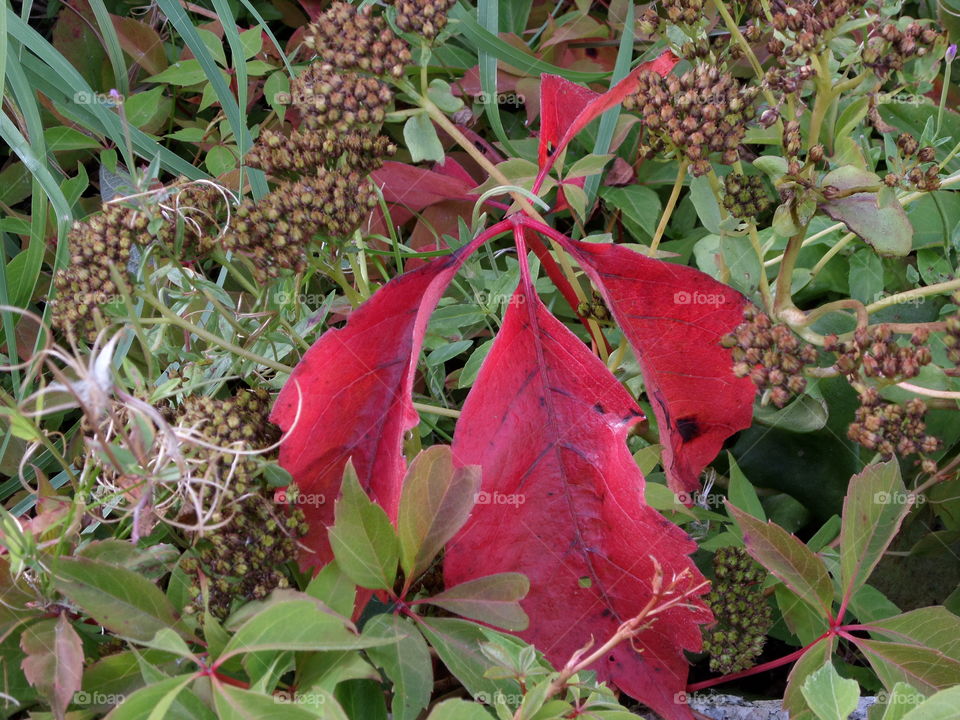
(270, 231, 499, 568)
(445, 276, 710, 720)
(535, 51, 679, 187)
(554, 235, 755, 496)
(370, 161, 474, 210)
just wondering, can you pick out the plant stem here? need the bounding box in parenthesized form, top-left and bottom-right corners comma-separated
(708, 0, 777, 109)
(773, 228, 806, 316)
(865, 278, 960, 313)
(747, 221, 773, 311)
(650, 159, 688, 254)
(807, 52, 834, 151)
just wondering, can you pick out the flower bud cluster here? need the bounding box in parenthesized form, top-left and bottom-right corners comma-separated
(722, 172, 771, 219)
(623, 65, 758, 176)
(303, 1, 410, 78)
(863, 21, 942, 77)
(847, 388, 940, 460)
(702, 546, 773, 675)
(825, 326, 931, 381)
(177, 389, 307, 619)
(393, 0, 457, 40)
(722, 306, 818, 408)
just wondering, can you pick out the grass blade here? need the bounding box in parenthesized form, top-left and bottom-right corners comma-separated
(477, 0, 518, 157)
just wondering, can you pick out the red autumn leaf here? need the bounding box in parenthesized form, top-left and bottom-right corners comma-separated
(371, 161, 474, 210)
(445, 273, 711, 720)
(269, 238, 491, 567)
(553, 233, 756, 496)
(535, 50, 679, 188)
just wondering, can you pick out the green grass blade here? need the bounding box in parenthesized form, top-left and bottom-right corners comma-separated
(0, 0, 7, 102)
(477, 0, 518, 157)
(155, 0, 267, 200)
(86, 0, 130, 96)
(582, 3, 635, 208)
(450, 3, 609, 82)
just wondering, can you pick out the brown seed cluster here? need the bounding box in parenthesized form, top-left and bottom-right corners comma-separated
(826, 326, 931, 381)
(702, 546, 773, 675)
(623, 66, 758, 176)
(224, 170, 377, 278)
(177, 388, 307, 619)
(393, 0, 457, 40)
(661, 0, 704, 25)
(290, 65, 394, 132)
(51, 203, 156, 338)
(883, 133, 942, 191)
(863, 21, 942, 77)
(848, 388, 940, 461)
(766, 0, 869, 61)
(248, 127, 396, 177)
(577, 290, 611, 323)
(723, 307, 818, 408)
(302, 1, 411, 77)
(944, 293, 960, 367)
(722, 172, 771, 219)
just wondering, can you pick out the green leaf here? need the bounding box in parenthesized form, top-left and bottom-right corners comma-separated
(783, 637, 837, 720)
(328, 461, 400, 590)
(848, 248, 884, 304)
(853, 639, 960, 696)
(103, 675, 196, 720)
(138, 629, 197, 660)
(426, 698, 496, 720)
(422, 573, 529, 631)
(899, 686, 960, 720)
(44, 126, 101, 152)
(839, 461, 911, 607)
(753, 394, 829, 433)
(776, 584, 830, 645)
(600, 185, 662, 239)
(238, 27, 263, 59)
(19, 614, 83, 720)
(213, 683, 327, 719)
(146, 59, 207, 85)
(458, 339, 495, 389)
(52, 557, 186, 643)
(398, 446, 481, 580)
(566, 153, 613, 179)
(123, 87, 172, 131)
(205, 145, 237, 176)
(418, 618, 522, 702)
(819, 166, 912, 256)
(688, 174, 721, 234)
(220, 595, 394, 662)
(404, 114, 445, 163)
(727, 452, 765, 521)
(872, 682, 923, 720)
(427, 79, 464, 113)
(364, 614, 433, 720)
(296, 650, 378, 695)
(304, 560, 356, 618)
(728, 504, 834, 616)
(335, 679, 388, 720)
(801, 661, 860, 720)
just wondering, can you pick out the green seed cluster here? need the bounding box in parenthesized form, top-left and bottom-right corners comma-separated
(51, 203, 155, 338)
(825, 326, 931, 381)
(623, 65, 758, 176)
(847, 388, 940, 461)
(224, 170, 377, 278)
(302, 2, 411, 78)
(722, 307, 818, 408)
(393, 0, 457, 40)
(577, 290, 611, 323)
(702, 547, 772, 675)
(722, 172, 771, 219)
(177, 388, 307, 619)
(863, 21, 942, 77)
(247, 127, 396, 177)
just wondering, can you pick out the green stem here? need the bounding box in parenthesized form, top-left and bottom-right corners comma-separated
(708, 0, 777, 109)
(747, 221, 773, 311)
(649, 160, 687, 254)
(807, 52, 834, 151)
(773, 229, 807, 315)
(809, 231, 855, 278)
(865, 278, 960, 313)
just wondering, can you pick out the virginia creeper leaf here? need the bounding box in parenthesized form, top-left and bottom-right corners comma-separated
(800, 661, 860, 720)
(783, 637, 836, 720)
(363, 614, 433, 720)
(397, 445, 481, 581)
(838, 460, 911, 607)
(556, 236, 755, 495)
(852, 639, 960, 696)
(900, 686, 960, 720)
(728, 504, 834, 616)
(420, 573, 529, 631)
(20, 614, 83, 720)
(444, 281, 710, 720)
(536, 51, 680, 180)
(271, 241, 491, 567)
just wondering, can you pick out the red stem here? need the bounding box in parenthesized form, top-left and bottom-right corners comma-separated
(686, 631, 834, 693)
